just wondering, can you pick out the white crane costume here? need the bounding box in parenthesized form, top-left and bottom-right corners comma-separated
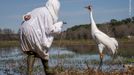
(19, 0, 63, 60)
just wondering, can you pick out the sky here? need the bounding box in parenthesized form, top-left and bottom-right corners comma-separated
(0, 0, 134, 32)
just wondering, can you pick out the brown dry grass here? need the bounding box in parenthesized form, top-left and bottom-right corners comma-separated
(54, 67, 134, 75)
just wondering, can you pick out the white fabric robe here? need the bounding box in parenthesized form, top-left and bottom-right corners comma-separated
(19, 0, 63, 60)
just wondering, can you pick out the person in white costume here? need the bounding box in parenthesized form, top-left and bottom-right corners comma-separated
(19, 0, 63, 75)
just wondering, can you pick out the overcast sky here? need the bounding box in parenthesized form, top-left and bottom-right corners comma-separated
(0, 0, 134, 32)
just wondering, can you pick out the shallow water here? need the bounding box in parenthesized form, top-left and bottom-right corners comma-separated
(0, 46, 132, 75)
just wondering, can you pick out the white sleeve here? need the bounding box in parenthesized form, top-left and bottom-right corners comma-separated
(50, 21, 63, 34)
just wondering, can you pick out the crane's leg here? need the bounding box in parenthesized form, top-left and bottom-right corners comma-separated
(27, 54, 35, 75)
(98, 44, 105, 70)
(98, 52, 104, 70)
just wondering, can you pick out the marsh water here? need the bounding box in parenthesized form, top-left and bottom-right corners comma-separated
(0, 44, 134, 75)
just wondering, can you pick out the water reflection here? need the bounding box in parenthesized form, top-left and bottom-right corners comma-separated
(49, 47, 112, 70)
(0, 48, 24, 60)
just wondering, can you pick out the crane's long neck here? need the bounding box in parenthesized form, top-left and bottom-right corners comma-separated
(90, 11, 98, 31)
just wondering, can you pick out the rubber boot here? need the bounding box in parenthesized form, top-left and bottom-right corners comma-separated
(27, 55, 35, 75)
(41, 59, 55, 75)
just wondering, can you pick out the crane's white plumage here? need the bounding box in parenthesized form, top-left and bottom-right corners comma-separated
(86, 5, 118, 69)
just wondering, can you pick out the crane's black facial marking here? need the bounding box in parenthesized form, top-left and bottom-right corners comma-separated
(85, 5, 92, 11)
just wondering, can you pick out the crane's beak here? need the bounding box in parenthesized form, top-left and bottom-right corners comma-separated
(84, 6, 88, 9)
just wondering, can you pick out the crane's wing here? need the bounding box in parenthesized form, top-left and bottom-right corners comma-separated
(94, 31, 117, 54)
(94, 31, 118, 49)
(94, 32, 110, 46)
(110, 37, 118, 49)
(94, 31, 110, 43)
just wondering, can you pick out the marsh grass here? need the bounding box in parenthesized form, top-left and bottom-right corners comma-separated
(52, 61, 134, 75)
(0, 41, 19, 48)
(54, 67, 134, 75)
(52, 39, 134, 57)
(49, 52, 134, 75)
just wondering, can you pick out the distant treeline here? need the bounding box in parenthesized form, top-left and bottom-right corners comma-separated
(0, 28, 18, 41)
(0, 17, 134, 41)
(55, 17, 134, 40)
